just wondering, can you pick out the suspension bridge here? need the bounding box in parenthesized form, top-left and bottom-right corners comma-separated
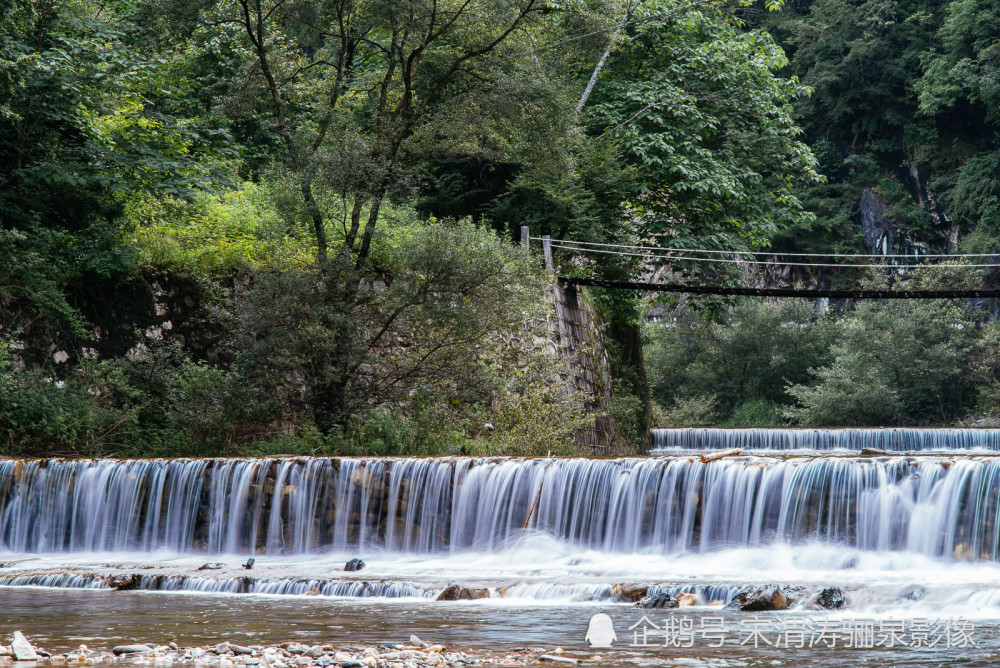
(522, 228, 1000, 299)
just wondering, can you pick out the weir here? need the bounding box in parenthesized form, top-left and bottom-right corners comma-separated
(651, 427, 1000, 452)
(2, 453, 1000, 562)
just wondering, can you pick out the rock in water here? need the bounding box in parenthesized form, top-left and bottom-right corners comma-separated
(112, 646, 152, 656)
(198, 563, 225, 571)
(675, 593, 698, 607)
(610, 583, 648, 602)
(11, 632, 38, 661)
(243, 558, 255, 570)
(730, 585, 789, 611)
(815, 586, 847, 610)
(409, 636, 428, 649)
(636, 593, 678, 609)
(344, 558, 365, 572)
(436, 585, 489, 601)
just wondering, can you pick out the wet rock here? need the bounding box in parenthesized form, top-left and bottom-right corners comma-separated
(111, 646, 151, 656)
(435, 585, 489, 601)
(897, 585, 927, 602)
(229, 645, 253, 656)
(610, 583, 648, 602)
(11, 633, 37, 661)
(860, 447, 888, 456)
(814, 586, 846, 610)
(636, 593, 678, 609)
(306, 587, 319, 596)
(730, 585, 788, 611)
(198, 563, 225, 571)
(344, 559, 365, 572)
(539, 656, 578, 664)
(408, 637, 428, 649)
(106, 574, 141, 591)
(243, 558, 255, 570)
(675, 593, 698, 607)
(302, 647, 324, 658)
(214, 642, 232, 654)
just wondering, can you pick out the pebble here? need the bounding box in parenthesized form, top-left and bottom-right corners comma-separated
(0, 636, 592, 667)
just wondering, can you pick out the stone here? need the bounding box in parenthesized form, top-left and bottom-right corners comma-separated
(243, 559, 255, 570)
(0, 648, 11, 658)
(860, 447, 888, 456)
(636, 593, 678, 609)
(111, 646, 151, 657)
(675, 593, 698, 607)
(229, 645, 253, 656)
(539, 656, 578, 665)
(897, 585, 927, 602)
(189, 649, 207, 658)
(302, 647, 324, 658)
(730, 585, 789, 612)
(198, 563, 225, 571)
(344, 559, 365, 572)
(814, 586, 847, 610)
(408, 637, 427, 649)
(11, 633, 37, 661)
(435, 585, 489, 601)
(610, 583, 648, 602)
(214, 643, 232, 655)
(332, 653, 353, 663)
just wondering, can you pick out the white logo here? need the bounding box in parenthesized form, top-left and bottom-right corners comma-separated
(585, 613, 617, 648)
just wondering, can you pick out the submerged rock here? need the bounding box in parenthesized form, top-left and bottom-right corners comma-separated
(636, 593, 678, 609)
(198, 563, 225, 571)
(814, 586, 847, 610)
(344, 558, 365, 572)
(11, 632, 38, 661)
(897, 584, 927, 602)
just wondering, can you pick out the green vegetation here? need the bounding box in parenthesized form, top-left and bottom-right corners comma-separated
(4, 0, 1000, 454)
(646, 293, 985, 427)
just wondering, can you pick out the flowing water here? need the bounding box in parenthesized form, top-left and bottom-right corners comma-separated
(3, 431, 1000, 665)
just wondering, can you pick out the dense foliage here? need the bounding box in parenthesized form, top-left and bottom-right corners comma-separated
(5, 0, 1000, 453)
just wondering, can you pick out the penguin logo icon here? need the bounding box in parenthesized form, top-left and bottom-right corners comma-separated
(585, 613, 617, 648)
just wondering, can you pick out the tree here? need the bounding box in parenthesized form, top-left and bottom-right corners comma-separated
(584, 0, 821, 261)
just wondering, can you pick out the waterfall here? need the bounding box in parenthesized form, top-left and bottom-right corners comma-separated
(651, 427, 1000, 452)
(2, 455, 1000, 562)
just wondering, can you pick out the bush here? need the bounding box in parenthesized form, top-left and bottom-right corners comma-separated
(645, 299, 830, 422)
(785, 299, 976, 426)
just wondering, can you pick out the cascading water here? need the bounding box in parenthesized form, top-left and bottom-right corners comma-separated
(2, 455, 999, 562)
(651, 427, 1000, 452)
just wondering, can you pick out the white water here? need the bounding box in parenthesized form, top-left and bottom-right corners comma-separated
(651, 427, 1000, 452)
(3, 455, 1000, 562)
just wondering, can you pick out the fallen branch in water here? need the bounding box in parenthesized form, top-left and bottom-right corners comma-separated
(700, 448, 742, 463)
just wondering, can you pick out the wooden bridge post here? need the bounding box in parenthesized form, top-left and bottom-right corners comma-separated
(521, 226, 530, 251)
(542, 235, 553, 273)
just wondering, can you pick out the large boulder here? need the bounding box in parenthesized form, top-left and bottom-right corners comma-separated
(729, 585, 789, 611)
(814, 587, 846, 610)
